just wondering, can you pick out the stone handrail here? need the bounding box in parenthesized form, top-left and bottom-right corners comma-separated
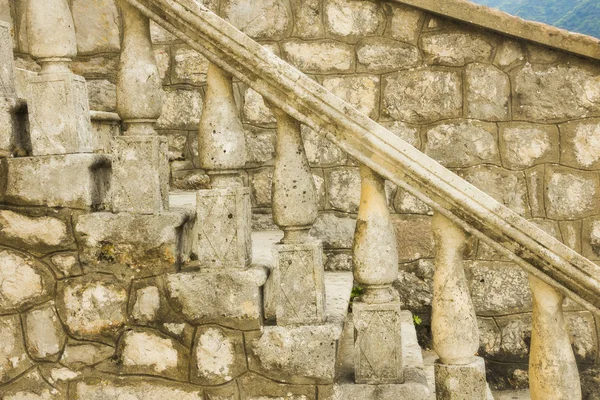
(126, 0, 600, 313)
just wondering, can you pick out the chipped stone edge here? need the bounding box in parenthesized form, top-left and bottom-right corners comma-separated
(395, 0, 600, 61)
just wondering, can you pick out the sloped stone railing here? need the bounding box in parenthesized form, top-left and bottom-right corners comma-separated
(118, 0, 598, 398)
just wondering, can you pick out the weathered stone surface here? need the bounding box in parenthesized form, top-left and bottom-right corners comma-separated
(0, 368, 60, 400)
(322, 75, 380, 119)
(250, 168, 273, 207)
(527, 44, 560, 64)
(243, 88, 276, 125)
(380, 121, 421, 150)
(72, 0, 120, 54)
(195, 187, 252, 268)
(110, 135, 169, 214)
(118, 329, 188, 379)
(465, 260, 531, 315)
(154, 45, 171, 82)
(310, 212, 356, 249)
(131, 286, 161, 322)
(421, 31, 494, 66)
(494, 40, 525, 68)
(239, 373, 316, 400)
(290, 0, 323, 38)
(87, 80, 116, 112)
(165, 266, 268, 330)
(172, 45, 210, 85)
(302, 125, 346, 166)
(73, 378, 205, 399)
(23, 302, 66, 361)
(582, 217, 600, 260)
(56, 274, 128, 342)
(566, 312, 598, 363)
(0, 209, 73, 255)
(424, 120, 499, 167)
(0, 314, 32, 384)
(394, 188, 432, 215)
(477, 317, 502, 358)
(223, 0, 291, 40)
(392, 215, 434, 262)
(324, 251, 352, 271)
(28, 72, 93, 155)
(245, 126, 276, 165)
(499, 123, 559, 169)
(513, 63, 600, 121)
(545, 165, 600, 220)
(465, 63, 510, 121)
(192, 325, 247, 385)
(385, 3, 424, 44)
(326, 167, 361, 213)
(324, 0, 383, 41)
(560, 119, 600, 169)
(50, 253, 83, 278)
(75, 210, 192, 278)
(246, 323, 339, 384)
(457, 165, 530, 217)
(91, 113, 120, 153)
(394, 259, 434, 313)
(150, 20, 177, 43)
(72, 54, 119, 78)
(282, 39, 354, 73)
(435, 357, 487, 400)
(0, 154, 112, 209)
(0, 249, 54, 312)
(61, 340, 115, 370)
(157, 88, 203, 129)
(494, 314, 532, 361)
(356, 37, 419, 73)
(383, 69, 462, 123)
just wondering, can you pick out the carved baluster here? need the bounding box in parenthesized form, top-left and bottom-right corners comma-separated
(268, 105, 325, 325)
(112, 0, 168, 214)
(431, 212, 487, 399)
(194, 63, 251, 267)
(26, 0, 93, 156)
(529, 276, 581, 400)
(353, 165, 403, 384)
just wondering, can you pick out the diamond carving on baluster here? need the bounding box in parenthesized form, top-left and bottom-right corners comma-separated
(358, 311, 398, 379)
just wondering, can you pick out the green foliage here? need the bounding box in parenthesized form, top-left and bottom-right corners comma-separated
(471, 0, 600, 39)
(413, 314, 422, 326)
(350, 285, 364, 302)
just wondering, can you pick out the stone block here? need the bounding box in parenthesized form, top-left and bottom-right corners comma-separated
(290, 0, 323, 38)
(424, 120, 499, 167)
(165, 266, 268, 330)
(0, 314, 33, 384)
(61, 340, 115, 370)
(465, 63, 510, 121)
(582, 217, 600, 260)
(494, 39, 525, 68)
(56, 274, 128, 343)
(310, 212, 356, 249)
(23, 302, 66, 361)
(75, 210, 193, 279)
(157, 87, 203, 130)
(384, 3, 424, 44)
(353, 300, 403, 384)
(28, 72, 93, 155)
(195, 187, 252, 268)
(545, 165, 600, 220)
(421, 31, 494, 66)
(0, 153, 111, 209)
(560, 119, 600, 169)
(301, 125, 346, 167)
(0, 97, 23, 158)
(0, 21, 15, 97)
(392, 214, 434, 262)
(394, 187, 432, 214)
(383, 69, 462, 123)
(380, 121, 421, 150)
(513, 63, 600, 121)
(49, 252, 84, 278)
(0, 249, 54, 313)
(271, 241, 326, 325)
(326, 167, 361, 213)
(192, 325, 247, 385)
(282, 39, 354, 73)
(222, 0, 292, 40)
(357, 37, 419, 73)
(87, 79, 116, 112)
(72, 0, 120, 54)
(0, 368, 60, 399)
(245, 126, 276, 166)
(239, 373, 316, 400)
(243, 87, 275, 125)
(394, 259, 434, 313)
(110, 135, 169, 214)
(322, 75, 380, 120)
(172, 44, 210, 86)
(73, 377, 205, 399)
(324, 0, 383, 42)
(499, 122, 559, 169)
(72, 54, 119, 78)
(90, 111, 120, 153)
(435, 357, 487, 400)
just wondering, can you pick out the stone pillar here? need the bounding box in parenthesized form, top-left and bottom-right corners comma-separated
(269, 106, 325, 325)
(112, 0, 168, 214)
(431, 212, 487, 400)
(529, 276, 581, 400)
(26, 0, 93, 156)
(353, 165, 403, 384)
(194, 63, 251, 268)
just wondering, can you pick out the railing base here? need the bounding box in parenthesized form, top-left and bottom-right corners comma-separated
(434, 357, 488, 400)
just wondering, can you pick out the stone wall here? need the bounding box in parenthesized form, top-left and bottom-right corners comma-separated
(2, 0, 600, 392)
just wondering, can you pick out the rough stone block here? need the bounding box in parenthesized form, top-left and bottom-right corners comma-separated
(0, 21, 15, 96)
(87, 79, 116, 111)
(61, 340, 115, 370)
(0, 368, 59, 399)
(172, 44, 209, 85)
(0, 314, 33, 384)
(560, 119, 600, 169)
(384, 3, 424, 44)
(90, 111, 120, 153)
(28, 72, 93, 155)
(383, 69, 462, 123)
(243, 87, 276, 125)
(421, 31, 494, 66)
(380, 121, 421, 150)
(239, 373, 316, 400)
(310, 212, 356, 249)
(424, 120, 500, 167)
(192, 325, 247, 385)
(157, 87, 203, 130)
(72, 0, 120, 54)
(582, 217, 600, 260)
(357, 37, 420, 73)
(290, 0, 323, 38)
(499, 122, 559, 169)
(165, 266, 268, 330)
(23, 302, 66, 361)
(392, 214, 434, 262)
(354, 300, 403, 384)
(465, 63, 510, 121)
(0, 249, 54, 313)
(326, 167, 361, 213)
(324, 0, 383, 41)
(281, 39, 354, 73)
(73, 377, 205, 399)
(301, 125, 346, 167)
(494, 39, 525, 68)
(434, 357, 487, 400)
(195, 187, 252, 268)
(223, 0, 292, 40)
(0, 153, 111, 209)
(322, 75, 380, 119)
(545, 165, 600, 220)
(271, 240, 326, 325)
(110, 135, 169, 214)
(0, 97, 22, 157)
(75, 210, 193, 279)
(49, 252, 83, 278)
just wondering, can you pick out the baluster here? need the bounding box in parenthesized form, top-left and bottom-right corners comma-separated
(352, 165, 403, 384)
(26, 0, 93, 156)
(431, 212, 487, 399)
(529, 276, 581, 400)
(268, 105, 325, 325)
(194, 62, 251, 267)
(112, 0, 168, 214)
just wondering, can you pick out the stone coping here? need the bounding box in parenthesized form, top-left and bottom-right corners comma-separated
(396, 0, 600, 61)
(90, 110, 121, 122)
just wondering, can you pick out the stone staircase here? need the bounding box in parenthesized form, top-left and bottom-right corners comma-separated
(0, 1, 599, 400)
